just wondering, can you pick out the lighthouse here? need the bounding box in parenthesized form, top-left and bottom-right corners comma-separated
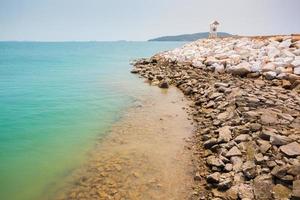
(209, 20, 220, 38)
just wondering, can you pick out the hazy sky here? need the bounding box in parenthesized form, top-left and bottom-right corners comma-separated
(0, 0, 299, 41)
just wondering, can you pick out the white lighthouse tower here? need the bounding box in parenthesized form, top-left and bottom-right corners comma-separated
(209, 20, 220, 38)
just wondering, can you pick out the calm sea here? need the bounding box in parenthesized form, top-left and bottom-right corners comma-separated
(0, 41, 184, 200)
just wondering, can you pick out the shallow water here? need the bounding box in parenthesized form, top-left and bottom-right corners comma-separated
(54, 87, 194, 200)
(0, 41, 185, 200)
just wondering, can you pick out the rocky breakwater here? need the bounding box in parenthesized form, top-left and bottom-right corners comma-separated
(131, 35, 300, 199)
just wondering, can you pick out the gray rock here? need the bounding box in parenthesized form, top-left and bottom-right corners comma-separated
(242, 161, 257, 179)
(270, 134, 293, 146)
(280, 142, 300, 157)
(207, 172, 220, 184)
(258, 140, 272, 154)
(226, 146, 242, 157)
(227, 62, 251, 76)
(234, 134, 250, 143)
(254, 153, 265, 164)
(224, 163, 233, 172)
(217, 126, 232, 143)
(158, 80, 169, 88)
(217, 178, 233, 190)
(271, 165, 289, 179)
(264, 71, 277, 80)
(250, 123, 262, 131)
(207, 156, 225, 168)
(204, 138, 219, 149)
(231, 156, 243, 172)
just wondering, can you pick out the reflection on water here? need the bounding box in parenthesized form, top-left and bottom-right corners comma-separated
(54, 87, 194, 200)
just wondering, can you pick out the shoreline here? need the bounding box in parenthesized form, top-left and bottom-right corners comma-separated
(54, 86, 196, 200)
(132, 36, 300, 199)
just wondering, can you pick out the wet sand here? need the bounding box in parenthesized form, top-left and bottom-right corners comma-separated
(55, 86, 195, 200)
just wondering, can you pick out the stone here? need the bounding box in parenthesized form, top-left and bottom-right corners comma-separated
(194, 172, 201, 181)
(250, 123, 262, 131)
(204, 138, 219, 149)
(287, 164, 300, 176)
(242, 161, 257, 179)
(294, 66, 300, 75)
(264, 71, 277, 80)
(224, 163, 233, 172)
(271, 165, 289, 179)
(262, 62, 276, 72)
(217, 178, 232, 190)
(280, 142, 300, 157)
(158, 80, 169, 88)
(226, 146, 242, 157)
(291, 57, 300, 67)
(258, 140, 272, 154)
(234, 134, 250, 143)
(260, 128, 276, 140)
(227, 62, 251, 76)
(214, 63, 225, 73)
(253, 175, 273, 200)
(207, 172, 220, 184)
(270, 134, 293, 146)
(217, 126, 232, 143)
(230, 156, 243, 172)
(238, 184, 254, 199)
(207, 156, 225, 168)
(282, 80, 292, 89)
(272, 184, 292, 199)
(293, 180, 300, 199)
(260, 112, 278, 125)
(267, 47, 281, 58)
(254, 153, 264, 164)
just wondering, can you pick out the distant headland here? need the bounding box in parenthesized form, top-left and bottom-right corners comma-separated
(148, 32, 232, 41)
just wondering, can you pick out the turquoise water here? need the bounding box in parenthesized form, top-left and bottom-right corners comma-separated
(0, 41, 184, 200)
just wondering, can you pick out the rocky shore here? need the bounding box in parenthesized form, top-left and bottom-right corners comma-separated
(131, 35, 300, 199)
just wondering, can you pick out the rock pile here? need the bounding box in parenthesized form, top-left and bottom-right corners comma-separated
(131, 36, 300, 200)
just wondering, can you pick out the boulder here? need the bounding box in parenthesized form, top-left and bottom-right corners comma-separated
(227, 62, 251, 76)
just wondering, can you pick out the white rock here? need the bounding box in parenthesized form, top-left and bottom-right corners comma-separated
(262, 62, 276, 72)
(214, 63, 225, 73)
(294, 67, 300, 75)
(278, 39, 291, 49)
(250, 62, 262, 72)
(267, 47, 281, 58)
(291, 57, 300, 67)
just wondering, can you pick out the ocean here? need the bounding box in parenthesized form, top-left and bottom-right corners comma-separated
(0, 41, 184, 200)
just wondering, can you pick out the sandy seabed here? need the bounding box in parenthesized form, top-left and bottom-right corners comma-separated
(54, 86, 195, 200)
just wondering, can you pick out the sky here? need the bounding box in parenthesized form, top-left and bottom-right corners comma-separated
(0, 0, 299, 41)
